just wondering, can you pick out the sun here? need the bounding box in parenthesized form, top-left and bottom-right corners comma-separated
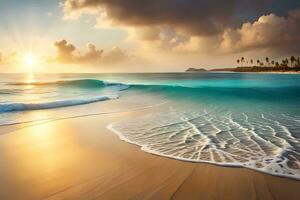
(24, 54, 37, 66)
(22, 53, 40, 73)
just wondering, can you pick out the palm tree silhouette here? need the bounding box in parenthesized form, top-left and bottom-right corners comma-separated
(271, 60, 275, 66)
(234, 56, 300, 69)
(290, 56, 296, 67)
(282, 59, 287, 67)
(265, 57, 269, 66)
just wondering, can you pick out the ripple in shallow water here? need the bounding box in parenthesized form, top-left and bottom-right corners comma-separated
(108, 108, 300, 180)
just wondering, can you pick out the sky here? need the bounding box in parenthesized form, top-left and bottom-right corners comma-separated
(0, 0, 299, 73)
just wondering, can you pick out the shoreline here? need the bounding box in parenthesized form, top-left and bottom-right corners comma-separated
(107, 122, 300, 181)
(210, 71, 300, 74)
(0, 104, 299, 200)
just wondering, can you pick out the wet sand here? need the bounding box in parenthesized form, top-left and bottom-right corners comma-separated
(0, 107, 299, 200)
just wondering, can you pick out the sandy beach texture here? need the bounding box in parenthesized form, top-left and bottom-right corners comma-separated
(0, 105, 299, 200)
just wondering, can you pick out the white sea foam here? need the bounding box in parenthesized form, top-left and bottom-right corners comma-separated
(0, 95, 116, 113)
(108, 108, 300, 180)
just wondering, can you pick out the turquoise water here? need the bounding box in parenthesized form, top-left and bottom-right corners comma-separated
(0, 73, 300, 179)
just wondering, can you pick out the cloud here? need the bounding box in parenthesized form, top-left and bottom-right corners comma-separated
(62, 0, 300, 34)
(80, 43, 104, 63)
(220, 12, 300, 53)
(53, 40, 76, 62)
(62, 0, 300, 54)
(52, 39, 132, 64)
(289, 8, 300, 20)
(102, 47, 132, 63)
(62, 0, 237, 36)
(128, 26, 190, 50)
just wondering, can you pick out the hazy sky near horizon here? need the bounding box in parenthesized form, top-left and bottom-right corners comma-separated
(0, 0, 300, 72)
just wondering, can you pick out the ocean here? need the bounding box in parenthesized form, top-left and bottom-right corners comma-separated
(0, 72, 300, 180)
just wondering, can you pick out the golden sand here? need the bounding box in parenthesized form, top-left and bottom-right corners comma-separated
(0, 107, 299, 200)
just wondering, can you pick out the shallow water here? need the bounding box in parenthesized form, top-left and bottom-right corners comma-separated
(0, 72, 300, 179)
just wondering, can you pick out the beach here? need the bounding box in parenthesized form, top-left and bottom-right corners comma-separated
(0, 101, 300, 200)
(1, 0, 300, 199)
(0, 73, 300, 200)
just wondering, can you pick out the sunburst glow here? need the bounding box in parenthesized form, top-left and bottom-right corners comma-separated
(22, 53, 39, 73)
(24, 54, 37, 66)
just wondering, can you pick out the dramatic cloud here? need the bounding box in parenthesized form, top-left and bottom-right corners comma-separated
(62, 0, 300, 54)
(63, 0, 236, 36)
(289, 8, 300, 20)
(53, 39, 132, 64)
(220, 12, 300, 53)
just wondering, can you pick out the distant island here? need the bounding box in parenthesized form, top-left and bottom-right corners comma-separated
(211, 66, 300, 72)
(214, 56, 300, 72)
(186, 68, 207, 72)
(187, 56, 300, 73)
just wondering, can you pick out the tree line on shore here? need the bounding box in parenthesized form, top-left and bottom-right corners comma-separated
(236, 56, 300, 68)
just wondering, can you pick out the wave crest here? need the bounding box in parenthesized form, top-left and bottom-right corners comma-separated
(8, 79, 126, 89)
(0, 95, 116, 113)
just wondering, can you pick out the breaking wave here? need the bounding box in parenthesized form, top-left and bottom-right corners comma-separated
(0, 79, 130, 113)
(8, 79, 127, 89)
(0, 95, 116, 113)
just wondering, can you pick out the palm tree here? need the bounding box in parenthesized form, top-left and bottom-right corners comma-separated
(237, 59, 240, 66)
(282, 59, 287, 67)
(285, 59, 289, 67)
(250, 59, 253, 66)
(290, 56, 296, 67)
(241, 57, 245, 66)
(275, 62, 279, 67)
(257, 60, 260, 66)
(265, 57, 269, 66)
(271, 60, 275, 66)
